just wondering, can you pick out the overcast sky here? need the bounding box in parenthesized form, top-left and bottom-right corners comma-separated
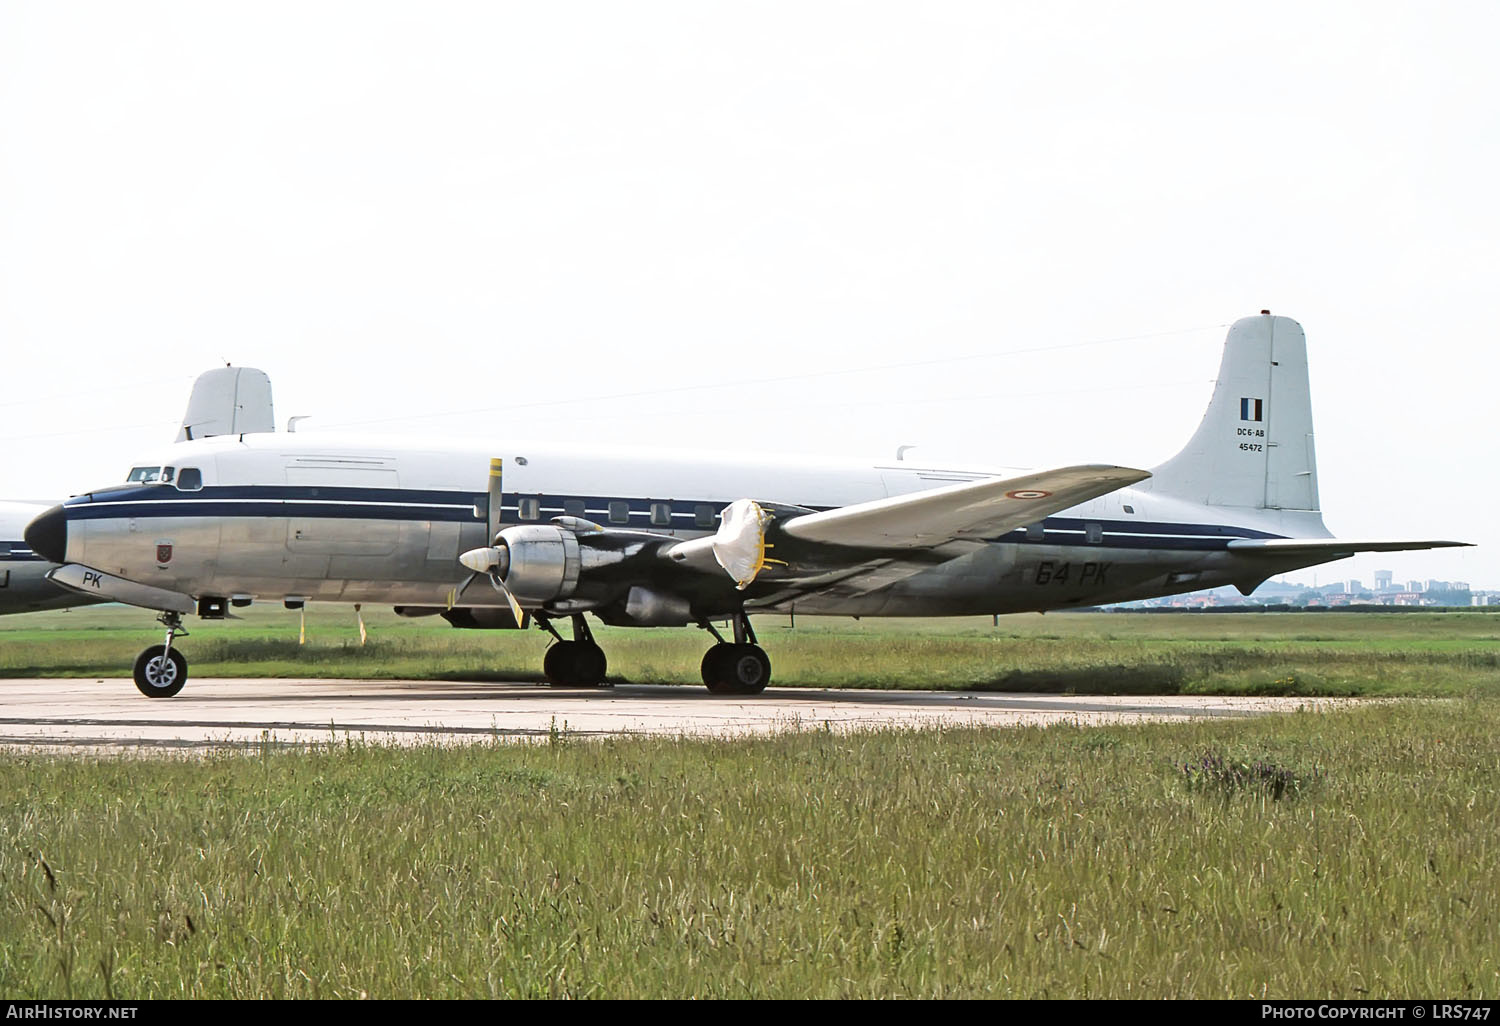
(2, 1, 1495, 588)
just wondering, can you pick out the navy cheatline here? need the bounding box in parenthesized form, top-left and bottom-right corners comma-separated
(59, 483, 1289, 550)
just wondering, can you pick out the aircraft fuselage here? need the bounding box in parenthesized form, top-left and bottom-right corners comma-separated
(35, 433, 1327, 620)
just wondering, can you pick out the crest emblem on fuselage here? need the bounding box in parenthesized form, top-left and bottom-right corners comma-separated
(155, 542, 173, 565)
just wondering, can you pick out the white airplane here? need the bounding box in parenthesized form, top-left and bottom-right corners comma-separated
(0, 367, 276, 616)
(24, 313, 1468, 697)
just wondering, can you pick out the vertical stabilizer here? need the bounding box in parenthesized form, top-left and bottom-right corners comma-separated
(1149, 313, 1319, 511)
(176, 367, 275, 441)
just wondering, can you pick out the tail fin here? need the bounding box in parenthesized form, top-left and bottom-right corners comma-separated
(176, 367, 275, 441)
(1149, 312, 1319, 511)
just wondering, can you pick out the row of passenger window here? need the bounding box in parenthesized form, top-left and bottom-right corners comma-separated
(1025, 523, 1105, 543)
(514, 498, 720, 529)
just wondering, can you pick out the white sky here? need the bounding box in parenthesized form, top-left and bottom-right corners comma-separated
(1, 1, 1495, 587)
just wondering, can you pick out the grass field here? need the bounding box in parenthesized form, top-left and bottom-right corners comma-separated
(3, 607, 1495, 997)
(1, 604, 1496, 696)
(1, 699, 1496, 998)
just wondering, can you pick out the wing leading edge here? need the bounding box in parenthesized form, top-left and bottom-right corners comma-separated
(779, 464, 1152, 549)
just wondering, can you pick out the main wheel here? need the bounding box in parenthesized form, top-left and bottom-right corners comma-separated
(543, 641, 609, 687)
(701, 646, 735, 693)
(133, 645, 188, 698)
(702, 644, 771, 695)
(577, 642, 608, 687)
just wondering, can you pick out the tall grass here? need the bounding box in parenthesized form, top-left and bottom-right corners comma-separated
(2, 606, 1496, 696)
(1, 700, 1496, 998)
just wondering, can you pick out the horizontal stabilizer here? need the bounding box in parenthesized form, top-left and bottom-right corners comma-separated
(1226, 538, 1472, 557)
(781, 465, 1151, 550)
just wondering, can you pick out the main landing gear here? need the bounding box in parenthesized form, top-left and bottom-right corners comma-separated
(539, 614, 610, 688)
(132, 612, 189, 698)
(533, 610, 773, 694)
(698, 613, 771, 695)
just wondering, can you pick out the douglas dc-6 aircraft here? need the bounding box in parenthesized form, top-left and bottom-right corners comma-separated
(24, 313, 1469, 697)
(0, 367, 275, 616)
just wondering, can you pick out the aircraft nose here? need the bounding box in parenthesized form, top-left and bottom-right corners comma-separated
(24, 504, 67, 564)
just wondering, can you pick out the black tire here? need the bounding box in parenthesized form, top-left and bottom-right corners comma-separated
(544, 641, 609, 687)
(579, 643, 609, 687)
(702, 644, 770, 695)
(701, 646, 735, 693)
(543, 642, 575, 685)
(133, 645, 187, 698)
(725, 644, 771, 694)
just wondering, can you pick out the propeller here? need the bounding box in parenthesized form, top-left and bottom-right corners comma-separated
(451, 457, 526, 627)
(713, 498, 778, 589)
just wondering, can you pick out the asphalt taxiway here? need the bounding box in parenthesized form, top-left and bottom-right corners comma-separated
(0, 677, 1346, 754)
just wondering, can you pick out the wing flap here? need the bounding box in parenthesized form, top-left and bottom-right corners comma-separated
(779, 465, 1151, 550)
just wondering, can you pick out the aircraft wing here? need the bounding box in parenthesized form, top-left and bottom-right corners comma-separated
(662, 464, 1148, 595)
(1226, 538, 1473, 557)
(779, 464, 1151, 549)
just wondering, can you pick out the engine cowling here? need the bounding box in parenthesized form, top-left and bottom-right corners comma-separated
(460, 524, 662, 612)
(492, 525, 581, 605)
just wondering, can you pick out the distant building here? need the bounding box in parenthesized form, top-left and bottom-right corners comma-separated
(1374, 570, 1394, 590)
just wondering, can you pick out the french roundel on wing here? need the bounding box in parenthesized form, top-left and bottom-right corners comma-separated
(1005, 489, 1053, 500)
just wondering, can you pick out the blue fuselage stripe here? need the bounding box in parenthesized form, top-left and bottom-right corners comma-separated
(1, 541, 44, 562)
(59, 484, 1287, 551)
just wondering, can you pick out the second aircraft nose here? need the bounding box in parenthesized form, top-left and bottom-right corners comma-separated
(23, 504, 68, 564)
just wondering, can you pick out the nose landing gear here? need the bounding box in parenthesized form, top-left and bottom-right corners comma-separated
(132, 612, 189, 698)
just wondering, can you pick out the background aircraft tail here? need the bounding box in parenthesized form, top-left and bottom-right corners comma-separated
(177, 367, 275, 441)
(1148, 312, 1321, 514)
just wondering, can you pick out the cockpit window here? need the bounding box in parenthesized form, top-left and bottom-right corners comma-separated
(161, 467, 175, 484)
(127, 466, 163, 483)
(176, 467, 203, 491)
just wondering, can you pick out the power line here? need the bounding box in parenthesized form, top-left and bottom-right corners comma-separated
(320, 322, 1226, 429)
(0, 373, 198, 411)
(0, 419, 179, 444)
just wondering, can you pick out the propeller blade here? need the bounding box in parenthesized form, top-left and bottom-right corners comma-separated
(454, 458, 525, 627)
(487, 457, 504, 543)
(448, 571, 479, 609)
(487, 571, 526, 628)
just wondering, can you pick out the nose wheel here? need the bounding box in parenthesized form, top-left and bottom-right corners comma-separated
(132, 612, 189, 698)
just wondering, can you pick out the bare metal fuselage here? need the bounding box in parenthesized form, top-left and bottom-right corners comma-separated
(49, 433, 1323, 620)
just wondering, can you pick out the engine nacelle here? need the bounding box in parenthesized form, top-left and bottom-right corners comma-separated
(595, 586, 694, 627)
(494, 525, 581, 605)
(439, 607, 530, 630)
(393, 606, 529, 629)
